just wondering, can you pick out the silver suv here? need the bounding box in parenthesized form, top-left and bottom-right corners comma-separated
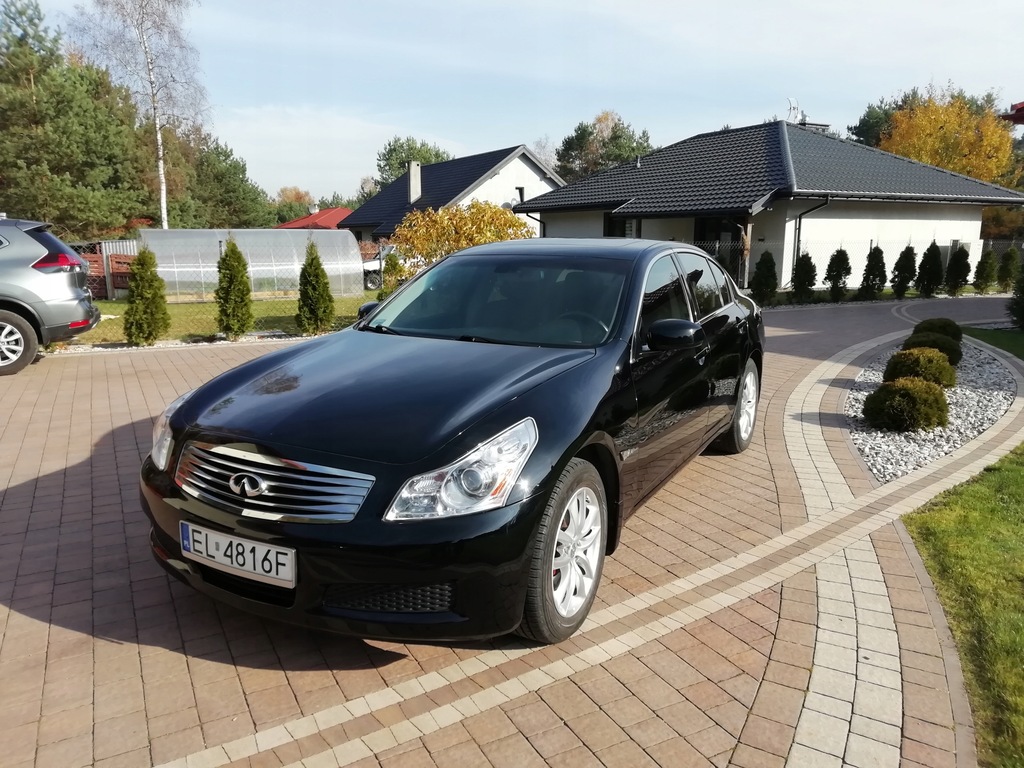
(0, 216, 100, 375)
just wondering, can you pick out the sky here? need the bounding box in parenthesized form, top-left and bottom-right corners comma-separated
(44, 0, 1024, 201)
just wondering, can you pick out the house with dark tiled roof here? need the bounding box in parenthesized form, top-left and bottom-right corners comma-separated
(274, 206, 352, 230)
(340, 146, 564, 242)
(516, 121, 1024, 287)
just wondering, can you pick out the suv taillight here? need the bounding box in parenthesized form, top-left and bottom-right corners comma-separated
(32, 253, 83, 272)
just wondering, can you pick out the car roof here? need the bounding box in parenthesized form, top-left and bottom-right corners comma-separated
(0, 218, 47, 231)
(452, 238, 703, 262)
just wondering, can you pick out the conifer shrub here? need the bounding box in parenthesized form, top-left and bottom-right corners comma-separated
(863, 377, 949, 432)
(915, 241, 944, 298)
(972, 249, 997, 295)
(215, 238, 254, 340)
(1008, 273, 1024, 331)
(912, 317, 962, 343)
(824, 248, 852, 302)
(295, 240, 336, 334)
(890, 245, 917, 300)
(791, 252, 817, 303)
(749, 251, 778, 306)
(122, 247, 171, 346)
(943, 246, 971, 297)
(902, 332, 962, 366)
(856, 246, 887, 300)
(998, 246, 1021, 293)
(882, 348, 956, 388)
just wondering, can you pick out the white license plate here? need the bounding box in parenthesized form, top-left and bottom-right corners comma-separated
(179, 521, 296, 588)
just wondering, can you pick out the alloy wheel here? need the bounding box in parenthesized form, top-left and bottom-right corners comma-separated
(738, 370, 758, 441)
(550, 486, 602, 618)
(0, 321, 25, 367)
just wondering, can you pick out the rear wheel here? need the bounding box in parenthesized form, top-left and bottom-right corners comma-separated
(518, 458, 607, 644)
(364, 271, 382, 291)
(715, 357, 759, 454)
(0, 311, 37, 376)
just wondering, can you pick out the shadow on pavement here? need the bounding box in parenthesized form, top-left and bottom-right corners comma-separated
(0, 420, 518, 675)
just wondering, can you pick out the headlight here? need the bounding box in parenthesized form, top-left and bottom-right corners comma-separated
(151, 391, 193, 471)
(385, 418, 538, 521)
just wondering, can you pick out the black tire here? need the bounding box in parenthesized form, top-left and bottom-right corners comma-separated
(518, 458, 607, 644)
(715, 357, 759, 454)
(0, 310, 38, 376)
(364, 271, 382, 291)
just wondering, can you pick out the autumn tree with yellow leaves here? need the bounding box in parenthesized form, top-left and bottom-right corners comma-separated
(385, 201, 533, 293)
(879, 86, 1016, 184)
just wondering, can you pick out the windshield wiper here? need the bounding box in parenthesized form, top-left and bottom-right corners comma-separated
(362, 323, 403, 336)
(455, 335, 511, 345)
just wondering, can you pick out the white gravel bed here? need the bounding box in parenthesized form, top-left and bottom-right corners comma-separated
(844, 342, 1017, 483)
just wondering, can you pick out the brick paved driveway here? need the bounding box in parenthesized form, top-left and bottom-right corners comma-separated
(0, 296, 1019, 767)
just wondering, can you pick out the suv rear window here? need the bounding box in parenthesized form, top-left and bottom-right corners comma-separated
(27, 228, 78, 256)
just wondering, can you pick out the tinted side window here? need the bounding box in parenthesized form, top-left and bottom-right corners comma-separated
(27, 229, 77, 255)
(679, 255, 724, 318)
(639, 255, 690, 345)
(704, 259, 733, 307)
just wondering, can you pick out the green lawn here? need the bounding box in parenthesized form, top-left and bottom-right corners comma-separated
(77, 292, 378, 344)
(903, 325, 1024, 767)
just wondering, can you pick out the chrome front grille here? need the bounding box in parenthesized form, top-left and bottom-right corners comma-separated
(175, 441, 374, 523)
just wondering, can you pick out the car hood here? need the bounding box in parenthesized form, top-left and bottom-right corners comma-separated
(189, 328, 595, 465)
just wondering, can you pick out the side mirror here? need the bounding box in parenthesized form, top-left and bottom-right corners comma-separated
(647, 319, 706, 352)
(357, 301, 379, 320)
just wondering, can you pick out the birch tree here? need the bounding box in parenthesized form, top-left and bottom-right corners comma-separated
(71, 0, 206, 229)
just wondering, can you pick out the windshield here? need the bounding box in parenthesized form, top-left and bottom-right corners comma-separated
(363, 252, 630, 347)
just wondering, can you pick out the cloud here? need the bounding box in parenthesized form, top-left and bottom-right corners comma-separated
(211, 105, 469, 198)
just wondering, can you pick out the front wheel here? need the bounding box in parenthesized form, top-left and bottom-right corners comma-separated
(518, 458, 607, 644)
(364, 271, 382, 291)
(0, 311, 38, 376)
(715, 357, 759, 454)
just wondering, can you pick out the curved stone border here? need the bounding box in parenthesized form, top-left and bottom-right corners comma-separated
(891, 521, 977, 768)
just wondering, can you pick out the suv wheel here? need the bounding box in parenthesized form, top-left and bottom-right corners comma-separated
(0, 311, 38, 375)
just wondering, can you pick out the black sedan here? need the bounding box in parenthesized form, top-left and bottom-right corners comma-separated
(140, 238, 765, 644)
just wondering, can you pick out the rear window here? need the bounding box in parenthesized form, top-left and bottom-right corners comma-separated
(27, 228, 79, 256)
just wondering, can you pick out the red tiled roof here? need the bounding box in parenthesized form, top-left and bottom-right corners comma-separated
(275, 207, 353, 229)
(1000, 101, 1024, 125)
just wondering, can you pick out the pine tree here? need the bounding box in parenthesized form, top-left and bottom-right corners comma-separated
(824, 248, 852, 302)
(295, 239, 335, 335)
(915, 241, 944, 298)
(214, 237, 253, 340)
(943, 246, 971, 297)
(122, 247, 170, 345)
(857, 246, 887, 300)
(972, 250, 997, 295)
(891, 245, 917, 299)
(749, 251, 778, 306)
(998, 246, 1020, 293)
(791, 252, 817, 303)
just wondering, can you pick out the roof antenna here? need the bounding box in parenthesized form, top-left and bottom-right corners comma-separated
(786, 98, 802, 123)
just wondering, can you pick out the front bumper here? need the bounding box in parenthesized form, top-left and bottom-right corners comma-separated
(140, 456, 547, 641)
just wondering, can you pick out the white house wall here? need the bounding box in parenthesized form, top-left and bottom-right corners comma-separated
(781, 200, 984, 287)
(541, 211, 605, 238)
(459, 157, 562, 236)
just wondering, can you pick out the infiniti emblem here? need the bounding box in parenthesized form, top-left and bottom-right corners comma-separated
(228, 472, 268, 498)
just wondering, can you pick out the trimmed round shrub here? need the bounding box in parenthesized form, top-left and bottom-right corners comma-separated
(863, 377, 949, 432)
(901, 332, 962, 366)
(912, 317, 962, 343)
(882, 348, 956, 388)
